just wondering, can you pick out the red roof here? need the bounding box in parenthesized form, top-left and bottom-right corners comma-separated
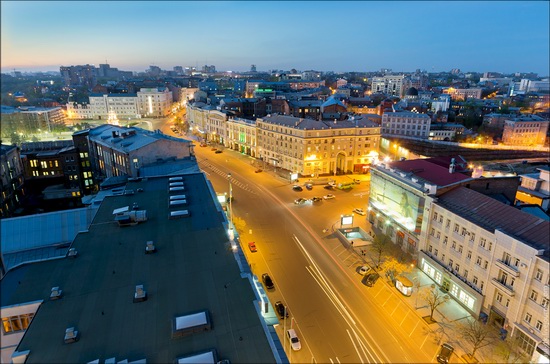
(390, 159, 471, 187)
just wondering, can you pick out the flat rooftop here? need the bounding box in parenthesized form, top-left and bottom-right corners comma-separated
(2, 173, 275, 363)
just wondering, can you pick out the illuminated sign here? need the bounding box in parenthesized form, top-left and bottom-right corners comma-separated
(341, 215, 353, 225)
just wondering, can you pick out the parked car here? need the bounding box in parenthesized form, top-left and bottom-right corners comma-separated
(353, 179, 361, 184)
(324, 185, 334, 190)
(323, 194, 335, 200)
(294, 198, 307, 205)
(248, 242, 257, 252)
(274, 301, 289, 318)
(286, 329, 302, 351)
(255, 169, 263, 173)
(437, 343, 454, 364)
(215, 150, 223, 154)
(305, 183, 313, 190)
(365, 272, 380, 287)
(211, 147, 217, 151)
(262, 273, 274, 289)
(358, 265, 371, 275)
(353, 208, 366, 216)
(292, 185, 303, 191)
(311, 196, 322, 203)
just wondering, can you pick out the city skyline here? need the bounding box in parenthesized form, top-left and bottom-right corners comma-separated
(1, 1, 549, 75)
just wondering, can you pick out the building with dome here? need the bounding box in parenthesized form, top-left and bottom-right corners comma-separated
(404, 87, 419, 100)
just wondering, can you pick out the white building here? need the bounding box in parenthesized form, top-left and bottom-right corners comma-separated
(516, 166, 550, 211)
(371, 75, 406, 97)
(381, 111, 431, 138)
(88, 93, 140, 120)
(136, 87, 173, 118)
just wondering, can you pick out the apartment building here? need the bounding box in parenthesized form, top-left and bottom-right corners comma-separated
(59, 64, 97, 88)
(502, 115, 549, 147)
(370, 75, 406, 97)
(227, 116, 258, 157)
(0, 106, 66, 136)
(381, 111, 432, 138)
(443, 87, 483, 101)
(256, 114, 380, 176)
(0, 145, 25, 218)
(87, 125, 193, 178)
(88, 93, 139, 120)
(420, 187, 549, 363)
(515, 166, 550, 211)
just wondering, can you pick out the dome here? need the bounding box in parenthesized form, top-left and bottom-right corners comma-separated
(405, 87, 418, 96)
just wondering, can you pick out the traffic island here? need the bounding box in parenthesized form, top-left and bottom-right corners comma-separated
(422, 316, 437, 324)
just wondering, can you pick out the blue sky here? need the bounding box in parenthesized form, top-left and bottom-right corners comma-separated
(1, 1, 549, 75)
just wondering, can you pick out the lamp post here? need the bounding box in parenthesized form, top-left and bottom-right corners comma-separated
(228, 173, 233, 229)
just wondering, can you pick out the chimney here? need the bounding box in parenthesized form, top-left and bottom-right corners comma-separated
(449, 158, 456, 174)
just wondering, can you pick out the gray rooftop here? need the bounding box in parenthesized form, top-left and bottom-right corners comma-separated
(2, 174, 276, 363)
(260, 114, 379, 130)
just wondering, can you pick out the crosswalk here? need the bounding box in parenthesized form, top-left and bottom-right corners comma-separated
(199, 160, 258, 196)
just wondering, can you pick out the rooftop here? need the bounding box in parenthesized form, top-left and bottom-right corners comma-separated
(388, 159, 471, 187)
(436, 187, 549, 260)
(2, 174, 276, 363)
(259, 114, 379, 130)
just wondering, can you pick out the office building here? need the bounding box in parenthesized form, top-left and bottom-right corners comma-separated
(381, 111, 431, 138)
(502, 115, 549, 147)
(370, 75, 406, 97)
(0, 106, 66, 136)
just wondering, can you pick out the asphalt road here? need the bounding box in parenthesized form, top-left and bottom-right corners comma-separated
(192, 143, 434, 363)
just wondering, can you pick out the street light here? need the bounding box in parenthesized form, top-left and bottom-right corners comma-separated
(227, 173, 233, 230)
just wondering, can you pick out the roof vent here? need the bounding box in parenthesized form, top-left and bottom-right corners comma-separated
(134, 285, 147, 303)
(145, 241, 156, 254)
(169, 177, 184, 182)
(169, 182, 184, 187)
(67, 248, 78, 258)
(50, 286, 63, 300)
(64, 327, 79, 343)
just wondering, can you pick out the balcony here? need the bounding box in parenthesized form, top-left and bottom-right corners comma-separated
(491, 278, 515, 296)
(495, 259, 520, 278)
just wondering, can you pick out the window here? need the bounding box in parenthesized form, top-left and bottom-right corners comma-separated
(443, 236, 448, 245)
(441, 254, 445, 262)
(542, 298, 548, 308)
(473, 276, 478, 285)
(535, 269, 543, 281)
(452, 241, 457, 250)
(458, 245, 463, 253)
(496, 292, 503, 303)
(530, 290, 538, 302)
(480, 238, 486, 248)
(446, 219, 450, 228)
(455, 264, 460, 272)
(483, 260, 488, 270)
(461, 228, 467, 236)
(434, 249, 438, 257)
(454, 224, 459, 233)
(476, 256, 482, 266)
(524, 312, 532, 324)
(480, 281, 484, 291)
(1, 313, 34, 334)
(430, 228, 435, 236)
(535, 321, 543, 331)
(470, 233, 475, 242)
(433, 212, 438, 221)
(467, 250, 472, 259)
(488, 242, 492, 251)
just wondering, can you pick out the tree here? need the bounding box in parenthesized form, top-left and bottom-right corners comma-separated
(380, 256, 413, 283)
(419, 284, 449, 322)
(369, 234, 390, 268)
(495, 336, 529, 363)
(457, 318, 496, 359)
(232, 216, 246, 234)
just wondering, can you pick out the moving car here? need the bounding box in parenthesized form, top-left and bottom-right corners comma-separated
(286, 329, 301, 351)
(323, 194, 335, 200)
(262, 273, 274, 290)
(323, 185, 334, 190)
(358, 265, 371, 275)
(292, 185, 303, 191)
(248, 242, 257, 252)
(437, 343, 454, 364)
(365, 272, 380, 287)
(311, 196, 322, 203)
(255, 169, 262, 173)
(353, 208, 366, 216)
(305, 183, 313, 190)
(274, 301, 289, 318)
(294, 198, 307, 205)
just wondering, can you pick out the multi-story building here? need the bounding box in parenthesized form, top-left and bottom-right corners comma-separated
(256, 114, 380, 176)
(515, 166, 550, 211)
(227, 116, 258, 157)
(502, 115, 549, 146)
(0, 106, 66, 136)
(136, 87, 173, 117)
(419, 187, 549, 363)
(443, 87, 483, 101)
(87, 125, 193, 178)
(0, 145, 25, 218)
(381, 111, 431, 138)
(88, 93, 139, 120)
(72, 129, 96, 194)
(370, 75, 406, 97)
(430, 95, 451, 113)
(59, 64, 97, 88)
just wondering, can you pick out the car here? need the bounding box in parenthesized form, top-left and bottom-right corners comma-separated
(215, 150, 223, 154)
(211, 147, 217, 151)
(274, 301, 289, 318)
(311, 196, 322, 203)
(436, 343, 454, 364)
(365, 272, 380, 287)
(358, 265, 372, 275)
(353, 208, 366, 216)
(353, 179, 361, 184)
(323, 194, 335, 200)
(305, 183, 313, 190)
(323, 185, 334, 190)
(200, 143, 207, 147)
(262, 273, 274, 289)
(255, 169, 263, 173)
(286, 329, 302, 351)
(328, 181, 336, 187)
(294, 198, 307, 205)
(248, 242, 257, 252)
(292, 185, 303, 191)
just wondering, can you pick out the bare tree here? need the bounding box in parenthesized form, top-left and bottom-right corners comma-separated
(495, 336, 529, 363)
(420, 284, 449, 322)
(232, 216, 247, 234)
(457, 318, 497, 359)
(380, 256, 413, 283)
(369, 234, 390, 268)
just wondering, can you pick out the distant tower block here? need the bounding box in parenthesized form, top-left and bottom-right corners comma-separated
(251, 64, 257, 73)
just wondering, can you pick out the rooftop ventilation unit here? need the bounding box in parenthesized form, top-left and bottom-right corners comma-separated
(170, 200, 187, 206)
(169, 177, 184, 182)
(169, 187, 185, 192)
(170, 194, 186, 200)
(134, 285, 147, 303)
(64, 327, 79, 343)
(145, 241, 156, 254)
(170, 210, 190, 219)
(172, 310, 211, 338)
(67, 248, 78, 258)
(50, 286, 63, 300)
(169, 182, 184, 187)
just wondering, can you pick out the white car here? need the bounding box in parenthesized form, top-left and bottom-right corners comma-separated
(353, 208, 366, 216)
(359, 265, 372, 275)
(287, 329, 302, 351)
(323, 194, 335, 200)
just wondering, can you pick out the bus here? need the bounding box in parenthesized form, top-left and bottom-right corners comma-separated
(337, 182, 355, 190)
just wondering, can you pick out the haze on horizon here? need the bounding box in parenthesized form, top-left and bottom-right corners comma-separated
(1, 1, 549, 76)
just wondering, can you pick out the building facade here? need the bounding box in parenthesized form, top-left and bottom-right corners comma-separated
(502, 115, 549, 147)
(515, 167, 550, 211)
(381, 111, 432, 138)
(370, 75, 406, 97)
(443, 88, 483, 101)
(60, 64, 97, 88)
(0, 145, 25, 218)
(0, 106, 66, 136)
(136, 87, 173, 117)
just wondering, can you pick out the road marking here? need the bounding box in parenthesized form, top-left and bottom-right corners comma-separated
(346, 329, 364, 363)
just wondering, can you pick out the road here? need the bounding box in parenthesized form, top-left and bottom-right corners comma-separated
(193, 143, 436, 363)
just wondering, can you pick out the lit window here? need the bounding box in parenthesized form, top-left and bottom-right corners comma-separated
(1, 313, 34, 333)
